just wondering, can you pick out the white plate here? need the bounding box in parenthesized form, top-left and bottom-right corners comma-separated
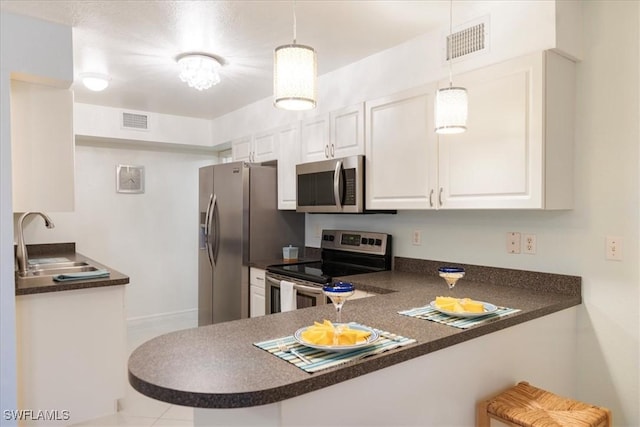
(294, 323, 379, 352)
(429, 300, 498, 318)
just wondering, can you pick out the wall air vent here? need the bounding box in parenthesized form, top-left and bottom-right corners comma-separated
(445, 17, 489, 62)
(121, 112, 150, 131)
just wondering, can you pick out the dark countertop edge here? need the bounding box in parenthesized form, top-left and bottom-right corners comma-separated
(15, 243, 130, 296)
(128, 298, 581, 408)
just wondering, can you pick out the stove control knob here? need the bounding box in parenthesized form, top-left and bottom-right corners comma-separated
(375, 239, 382, 246)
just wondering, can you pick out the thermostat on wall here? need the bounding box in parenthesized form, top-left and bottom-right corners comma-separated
(116, 165, 145, 194)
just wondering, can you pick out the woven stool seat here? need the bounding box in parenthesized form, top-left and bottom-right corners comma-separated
(477, 382, 612, 427)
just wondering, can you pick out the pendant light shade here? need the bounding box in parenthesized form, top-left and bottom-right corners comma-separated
(274, 44, 317, 110)
(435, 86, 468, 134)
(273, 1, 317, 111)
(435, 0, 468, 134)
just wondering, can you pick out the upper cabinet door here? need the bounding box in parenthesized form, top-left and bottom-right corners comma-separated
(331, 103, 365, 159)
(11, 81, 75, 212)
(253, 129, 278, 163)
(301, 113, 330, 162)
(437, 51, 574, 209)
(276, 123, 301, 210)
(365, 85, 438, 210)
(231, 136, 252, 162)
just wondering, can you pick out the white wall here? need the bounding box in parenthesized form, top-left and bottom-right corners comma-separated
(304, 3, 638, 425)
(0, 12, 73, 421)
(21, 141, 215, 321)
(210, 1, 639, 425)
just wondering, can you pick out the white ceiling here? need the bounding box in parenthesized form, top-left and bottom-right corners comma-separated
(1, 0, 487, 120)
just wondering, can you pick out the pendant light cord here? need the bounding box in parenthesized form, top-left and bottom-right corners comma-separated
(292, 0, 297, 44)
(448, 0, 453, 88)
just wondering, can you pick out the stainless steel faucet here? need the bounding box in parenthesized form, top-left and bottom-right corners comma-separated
(16, 212, 55, 275)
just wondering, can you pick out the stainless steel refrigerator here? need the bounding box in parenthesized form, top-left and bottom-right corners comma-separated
(198, 162, 305, 326)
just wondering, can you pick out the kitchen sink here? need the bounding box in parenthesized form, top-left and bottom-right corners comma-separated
(28, 261, 90, 270)
(30, 265, 99, 276)
(18, 261, 100, 278)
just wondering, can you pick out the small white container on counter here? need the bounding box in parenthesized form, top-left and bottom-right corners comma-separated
(282, 245, 298, 261)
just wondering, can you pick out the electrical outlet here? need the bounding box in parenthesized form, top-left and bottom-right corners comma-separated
(412, 230, 422, 246)
(523, 234, 536, 254)
(507, 232, 521, 254)
(314, 224, 322, 238)
(606, 236, 623, 261)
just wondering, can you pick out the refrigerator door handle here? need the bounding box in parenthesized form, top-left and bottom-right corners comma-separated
(204, 194, 214, 268)
(333, 160, 343, 210)
(211, 193, 219, 268)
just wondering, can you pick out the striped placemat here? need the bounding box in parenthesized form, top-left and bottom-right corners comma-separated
(254, 324, 416, 373)
(398, 305, 520, 329)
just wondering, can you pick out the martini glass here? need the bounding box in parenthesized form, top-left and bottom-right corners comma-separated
(322, 281, 355, 324)
(438, 266, 465, 290)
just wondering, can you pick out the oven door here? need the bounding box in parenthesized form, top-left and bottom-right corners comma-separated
(296, 155, 364, 213)
(265, 273, 328, 314)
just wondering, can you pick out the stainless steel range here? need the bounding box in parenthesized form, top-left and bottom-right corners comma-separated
(265, 230, 392, 314)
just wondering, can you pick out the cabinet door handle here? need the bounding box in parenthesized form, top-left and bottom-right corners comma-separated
(439, 187, 444, 207)
(429, 189, 434, 208)
(330, 144, 335, 157)
(325, 145, 329, 158)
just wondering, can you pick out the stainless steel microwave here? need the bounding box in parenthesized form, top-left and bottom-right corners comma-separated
(296, 155, 364, 213)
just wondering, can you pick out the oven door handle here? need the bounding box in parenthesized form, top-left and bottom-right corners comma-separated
(266, 276, 325, 294)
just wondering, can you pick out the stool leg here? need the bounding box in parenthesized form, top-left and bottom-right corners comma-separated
(477, 400, 491, 427)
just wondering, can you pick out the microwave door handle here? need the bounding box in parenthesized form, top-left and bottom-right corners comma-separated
(333, 160, 343, 209)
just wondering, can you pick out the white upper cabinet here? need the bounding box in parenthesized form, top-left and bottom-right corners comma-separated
(301, 113, 330, 162)
(231, 131, 278, 163)
(11, 80, 75, 212)
(331, 103, 365, 159)
(231, 135, 252, 162)
(365, 85, 438, 210)
(437, 50, 575, 209)
(301, 103, 365, 162)
(276, 123, 301, 210)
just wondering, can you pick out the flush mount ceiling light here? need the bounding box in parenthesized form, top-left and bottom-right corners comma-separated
(177, 53, 223, 91)
(80, 72, 110, 92)
(435, 0, 468, 134)
(273, 1, 317, 111)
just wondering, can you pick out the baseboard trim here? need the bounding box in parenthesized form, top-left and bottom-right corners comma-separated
(127, 308, 197, 330)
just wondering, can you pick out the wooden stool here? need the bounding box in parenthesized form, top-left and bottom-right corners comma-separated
(477, 381, 612, 427)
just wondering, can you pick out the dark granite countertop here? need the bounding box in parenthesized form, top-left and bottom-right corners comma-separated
(128, 258, 581, 409)
(15, 243, 130, 296)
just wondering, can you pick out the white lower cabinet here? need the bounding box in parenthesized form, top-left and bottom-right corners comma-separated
(16, 286, 126, 425)
(365, 85, 438, 210)
(250, 268, 266, 318)
(436, 50, 575, 209)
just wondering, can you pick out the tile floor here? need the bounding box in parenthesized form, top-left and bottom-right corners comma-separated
(72, 317, 195, 427)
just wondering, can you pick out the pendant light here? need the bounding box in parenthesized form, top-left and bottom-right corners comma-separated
(273, 1, 317, 111)
(435, 0, 468, 134)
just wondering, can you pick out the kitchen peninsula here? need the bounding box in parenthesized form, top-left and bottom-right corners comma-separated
(129, 259, 581, 426)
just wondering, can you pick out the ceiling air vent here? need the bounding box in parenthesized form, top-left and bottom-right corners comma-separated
(121, 112, 150, 131)
(446, 17, 489, 61)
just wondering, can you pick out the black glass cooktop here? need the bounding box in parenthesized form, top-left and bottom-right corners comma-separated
(266, 261, 378, 285)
